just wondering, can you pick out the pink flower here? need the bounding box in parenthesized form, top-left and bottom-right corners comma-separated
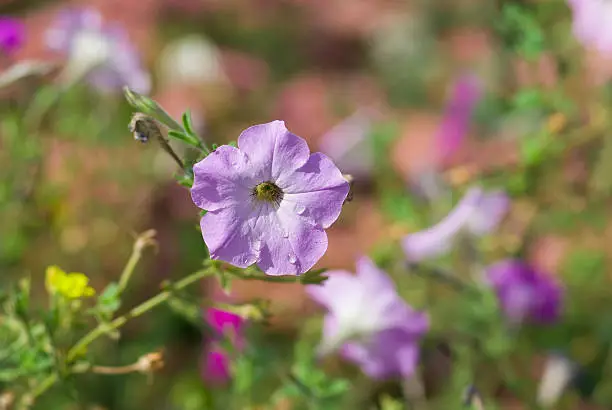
(568, 0, 612, 53)
(200, 308, 245, 384)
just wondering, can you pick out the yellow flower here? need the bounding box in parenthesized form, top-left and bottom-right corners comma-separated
(45, 265, 95, 299)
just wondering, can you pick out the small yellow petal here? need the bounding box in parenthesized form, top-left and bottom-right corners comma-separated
(45, 265, 66, 294)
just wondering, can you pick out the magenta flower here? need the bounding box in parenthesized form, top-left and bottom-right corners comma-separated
(402, 186, 509, 262)
(191, 120, 350, 275)
(45, 8, 150, 93)
(485, 259, 563, 325)
(567, 0, 612, 53)
(0, 17, 24, 55)
(318, 109, 375, 178)
(436, 75, 481, 166)
(306, 257, 429, 379)
(200, 308, 245, 384)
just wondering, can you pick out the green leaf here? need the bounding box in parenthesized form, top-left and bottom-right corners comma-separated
(97, 282, 121, 315)
(182, 111, 196, 137)
(300, 268, 328, 285)
(123, 87, 182, 131)
(167, 129, 201, 148)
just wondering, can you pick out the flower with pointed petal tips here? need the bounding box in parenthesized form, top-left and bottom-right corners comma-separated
(191, 120, 350, 275)
(402, 186, 509, 262)
(306, 257, 429, 379)
(485, 259, 563, 325)
(45, 7, 150, 93)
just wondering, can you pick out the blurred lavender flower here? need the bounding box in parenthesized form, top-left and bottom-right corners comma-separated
(318, 108, 376, 178)
(436, 75, 481, 165)
(485, 259, 563, 324)
(200, 308, 245, 384)
(402, 186, 509, 262)
(567, 0, 612, 53)
(0, 17, 24, 55)
(306, 257, 429, 379)
(45, 8, 150, 93)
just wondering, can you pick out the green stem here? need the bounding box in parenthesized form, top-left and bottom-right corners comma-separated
(117, 246, 144, 294)
(23, 267, 217, 406)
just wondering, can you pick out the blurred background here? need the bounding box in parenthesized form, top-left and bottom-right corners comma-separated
(3, 0, 612, 408)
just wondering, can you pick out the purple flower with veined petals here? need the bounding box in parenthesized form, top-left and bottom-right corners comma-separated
(318, 108, 376, 178)
(436, 75, 481, 165)
(45, 8, 150, 93)
(200, 308, 245, 384)
(191, 120, 350, 276)
(402, 186, 509, 262)
(306, 257, 429, 379)
(0, 17, 24, 55)
(485, 259, 563, 324)
(567, 0, 612, 54)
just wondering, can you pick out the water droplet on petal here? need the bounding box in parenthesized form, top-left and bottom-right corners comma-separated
(253, 239, 262, 252)
(242, 255, 256, 266)
(282, 230, 289, 238)
(289, 253, 297, 264)
(295, 204, 306, 215)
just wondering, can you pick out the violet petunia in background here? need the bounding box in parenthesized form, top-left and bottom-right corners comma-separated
(402, 186, 509, 262)
(190, 120, 350, 276)
(200, 308, 245, 384)
(318, 108, 376, 178)
(306, 257, 429, 380)
(45, 7, 150, 93)
(567, 0, 612, 54)
(435, 75, 481, 166)
(0, 17, 25, 55)
(485, 259, 563, 325)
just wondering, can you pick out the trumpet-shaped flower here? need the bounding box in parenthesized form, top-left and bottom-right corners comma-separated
(45, 8, 150, 93)
(200, 308, 245, 384)
(191, 120, 350, 275)
(318, 109, 375, 178)
(436, 75, 481, 165)
(402, 186, 509, 262)
(306, 257, 429, 379)
(485, 259, 563, 324)
(0, 17, 24, 55)
(567, 0, 612, 54)
(45, 265, 95, 299)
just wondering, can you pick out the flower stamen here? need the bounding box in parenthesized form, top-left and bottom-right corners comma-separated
(252, 181, 284, 206)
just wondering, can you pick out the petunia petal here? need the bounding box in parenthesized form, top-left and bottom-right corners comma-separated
(200, 205, 260, 268)
(465, 190, 509, 235)
(254, 202, 328, 275)
(237, 120, 310, 181)
(191, 145, 257, 212)
(282, 186, 349, 230)
(355, 256, 397, 294)
(305, 271, 354, 310)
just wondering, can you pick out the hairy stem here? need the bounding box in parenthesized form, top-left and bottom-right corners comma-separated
(21, 267, 216, 407)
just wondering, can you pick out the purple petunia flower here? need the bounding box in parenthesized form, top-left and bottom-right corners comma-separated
(402, 186, 509, 262)
(567, 0, 612, 54)
(45, 8, 150, 93)
(191, 120, 350, 276)
(318, 108, 376, 178)
(306, 257, 429, 380)
(436, 75, 481, 165)
(485, 259, 563, 324)
(200, 308, 245, 384)
(0, 17, 24, 55)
